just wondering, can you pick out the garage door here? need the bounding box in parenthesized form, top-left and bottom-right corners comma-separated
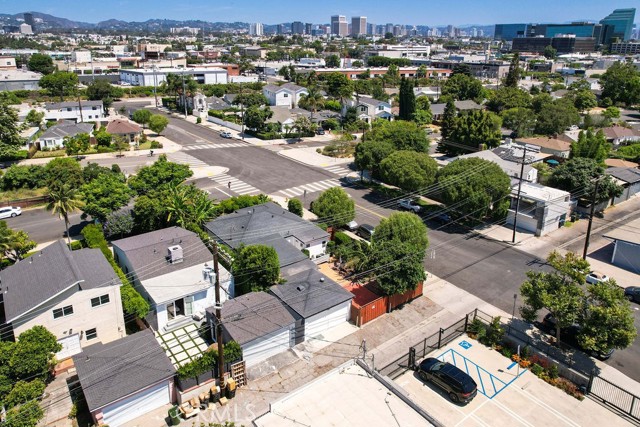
(56, 334, 81, 360)
(102, 381, 170, 427)
(304, 301, 351, 341)
(243, 327, 291, 367)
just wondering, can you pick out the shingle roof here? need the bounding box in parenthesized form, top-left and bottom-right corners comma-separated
(111, 227, 212, 281)
(46, 100, 103, 109)
(207, 292, 297, 345)
(0, 240, 118, 323)
(280, 83, 307, 92)
(105, 119, 141, 135)
(605, 158, 639, 169)
(73, 330, 176, 411)
(602, 126, 640, 140)
(39, 121, 94, 140)
(606, 167, 640, 184)
(431, 100, 483, 116)
(269, 269, 352, 319)
(515, 135, 573, 152)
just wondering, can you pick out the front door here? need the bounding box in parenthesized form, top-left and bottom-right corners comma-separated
(184, 296, 194, 316)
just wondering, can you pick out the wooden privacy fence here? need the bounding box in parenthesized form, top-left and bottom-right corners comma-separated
(347, 281, 424, 327)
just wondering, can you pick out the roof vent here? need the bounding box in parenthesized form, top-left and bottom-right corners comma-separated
(296, 285, 305, 292)
(320, 277, 325, 282)
(167, 245, 183, 264)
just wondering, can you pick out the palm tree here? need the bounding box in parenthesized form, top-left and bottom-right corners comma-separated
(46, 185, 84, 246)
(299, 87, 325, 121)
(166, 182, 217, 231)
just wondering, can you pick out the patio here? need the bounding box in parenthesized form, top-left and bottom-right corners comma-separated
(156, 324, 210, 368)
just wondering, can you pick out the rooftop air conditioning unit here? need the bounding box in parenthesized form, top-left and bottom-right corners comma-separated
(167, 245, 183, 263)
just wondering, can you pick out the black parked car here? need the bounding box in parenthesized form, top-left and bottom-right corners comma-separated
(542, 313, 614, 360)
(417, 358, 478, 404)
(316, 128, 325, 135)
(355, 224, 375, 241)
(625, 286, 640, 303)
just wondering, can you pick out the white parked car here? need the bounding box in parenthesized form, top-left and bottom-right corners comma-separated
(398, 199, 422, 213)
(0, 206, 21, 219)
(220, 131, 232, 139)
(586, 271, 609, 285)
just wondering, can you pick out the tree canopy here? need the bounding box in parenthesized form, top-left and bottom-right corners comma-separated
(39, 71, 78, 101)
(599, 61, 640, 106)
(379, 150, 438, 192)
(548, 157, 622, 203)
(504, 53, 522, 88)
(27, 53, 55, 75)
(81, 172, 133, 222)
(534, 98, 580, 136)
(398, 77, 416, 121)
(0, 99, 24, 159)
(570, 130, 610, 163)
(437, 157, 511, 219)
(440, 110, 502, 156)
(232, 244, 280, 295)
(501, 107, 536, 138)
(354, 139, 396, 178)
(128, 155, 192, 195)
(442, 74, 485, 102)
(86, 79, 116, 111)
(148, 114, 169, 135)
(366, 120, 429, 152)
(311, 187, 355, 228)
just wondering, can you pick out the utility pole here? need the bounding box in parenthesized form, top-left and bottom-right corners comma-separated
(213, 241, 225, 387)
(181, 70, 189, 118)
(511, 145, 527, 243)
(152, 64, 159, 108)
(583, 177, 602, 260)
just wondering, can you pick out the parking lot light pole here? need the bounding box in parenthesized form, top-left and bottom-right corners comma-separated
(509, 293, 517, 334)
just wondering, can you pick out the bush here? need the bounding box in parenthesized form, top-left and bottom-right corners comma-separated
(531, 363, 544, 377)
(97, 145, 114, 153)
(529, 354, 550, 369)
(546, 364, 559, 379)
(224, 340, 243, 362)
(68, 240, 83, 251)
(501, 346, 513, 359)
(333, 231, 352, 247)
(467, 318, 485, 336)
(196, 117, 202, 124)
(0, 150, 29, 161)
(485, 316, 505, 347)
(4, 379, 46, 409)
(150, 140, 163, 149)
(287, 198, 303, 217)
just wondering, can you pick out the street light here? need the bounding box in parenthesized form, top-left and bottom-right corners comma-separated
(509, 293, 517, 334)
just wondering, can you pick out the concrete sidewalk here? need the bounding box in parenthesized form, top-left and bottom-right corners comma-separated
(277, 146, 353, 169)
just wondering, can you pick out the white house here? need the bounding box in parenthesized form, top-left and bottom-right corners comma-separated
(45, 100, 104, 122)
(343, 96, 393, 123)
(506, 182, 573, 237)
(0, 240, 125, 361)
(262, 83, 309, 108)
(112, 227, 233, 333)
(36, 120, 94, 150)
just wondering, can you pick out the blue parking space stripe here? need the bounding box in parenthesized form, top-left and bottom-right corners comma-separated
(490, 372, 498, 394)
(492, 368, 527, 399)
(475, 364, 486, 396)
(463, 357, 470, 375)
(451, 350, 457, 366)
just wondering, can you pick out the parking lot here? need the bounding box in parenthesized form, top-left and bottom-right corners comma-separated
(394, 338, 633, 427)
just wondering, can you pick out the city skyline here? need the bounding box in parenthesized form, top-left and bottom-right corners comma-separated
(1, 0, 638, 26)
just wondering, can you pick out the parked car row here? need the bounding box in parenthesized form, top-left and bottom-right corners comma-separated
(541, 313, 614, 360)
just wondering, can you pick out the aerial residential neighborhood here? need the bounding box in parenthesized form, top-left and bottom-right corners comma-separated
(0, 2, 639, 427)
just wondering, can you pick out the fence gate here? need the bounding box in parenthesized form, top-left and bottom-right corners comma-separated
(589, 373, 640, 421)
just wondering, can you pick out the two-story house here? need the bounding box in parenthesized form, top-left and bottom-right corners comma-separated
(36, 120, 94, 150)
(0, 240, 125, 360)
(112, 227, 233, 333)
(45, 100, 105, 123)
(343, 96, 393, 123)
(263, 83, 309, 108)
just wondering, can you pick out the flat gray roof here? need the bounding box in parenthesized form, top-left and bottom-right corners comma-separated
(604, 217, 640, 245)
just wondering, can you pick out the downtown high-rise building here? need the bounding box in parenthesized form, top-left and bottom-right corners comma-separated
(600, 8, 636, 43)
(23, 13, 36, 33)
(291, 21, 304, 34)
(351, 16, 367, 36)
(249, 22, 263, 36)
(305, 23, 313, 35)
(331, 15, 348, 36)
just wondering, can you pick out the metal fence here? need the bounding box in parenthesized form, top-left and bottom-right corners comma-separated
(589, 373, 640, 423)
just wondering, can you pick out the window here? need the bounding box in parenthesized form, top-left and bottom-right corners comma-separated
(53, 305, 73, 319)
(378, 105, 384, 111)
(91, 294, 110, 307)
(283, 93, 288, 97)
(92, 106, 97, 110)
(85, 328, 97, 340)
(66, 108, 72, 112)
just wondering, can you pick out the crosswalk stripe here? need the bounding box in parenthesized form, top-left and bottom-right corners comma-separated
(277, 179, 342, 198)
(210, 174, 261, 195)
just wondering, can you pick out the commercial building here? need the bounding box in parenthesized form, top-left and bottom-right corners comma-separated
(512, 36, 596, 54)
(494, 23, 529, 41)
(19, 23, 33, 34)
(249, 22, 264, 36)
(291, 21, 304, 35)
(305, 23, 312, 35)
(23, 12, 36, 33)
(610, 41, 640, 55)
(119, 67, 228, 86)
(331, 15, 348, 36)
(351, 16, 367, 36)
(600, 8, 636, 43)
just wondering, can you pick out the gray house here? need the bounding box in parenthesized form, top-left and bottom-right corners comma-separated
(604, 217, 640, 273)
(606, 167, 640, 205)
(204, 202, 330, 270)
(36, 120, 94, 150)
(73, 330, 176, 426)
(207, 291, 298, 368)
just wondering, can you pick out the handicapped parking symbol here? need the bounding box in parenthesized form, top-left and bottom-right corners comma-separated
(459, 340, 472, 350)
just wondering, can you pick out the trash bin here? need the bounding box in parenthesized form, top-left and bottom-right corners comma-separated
(226, 378, 237, 399)
(168, 405, 180, 426)
(210, 385, 221, 403)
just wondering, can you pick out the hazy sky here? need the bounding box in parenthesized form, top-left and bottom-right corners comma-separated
(1, 0, 637, 26)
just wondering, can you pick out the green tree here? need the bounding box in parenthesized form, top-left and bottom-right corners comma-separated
(86, 79, 115, 111)
(486, 87, 532, 113)
(451, 63, 472, 77)
(63, 133, 90, 157)
(25, 109, 44, 127)
(549, 157, 622, 204)
(543, 45, 557, 60)
(0, 99, 24, 158)
(94, 128, 112, 147)
(354, 139, 395, 178)
(128, 155, 192, 195)
(4, 400, 44, 427)
(442, 74, 485, 102)
(132, 109, 152, 129)
(603, 106, 620, 120)
(10, 326, 61, 381)
(298, 87, 325, 120)
(287, 198, 304, 217)
(531, 92, 553, 114)
(148, 114, 169, 135)
(232, 244, 280, 295)
(570, 130, 610, 163)
(39, 71, 78, 101)
(292, 116, 314, 137)
(103, 209, 134, 239)
(46, 184, 84, 244)
(443, 110, 502, 155)
(4, 379, 46, 409)
(44, 157, 84, 191)
(1, 165, 46, 190)
(311, 187, 355, 228)
(244, 106, 273, 132)
(81, 173, 133, 222)
(398, 77, 416, 121)
(570, 89, 597, 111)
(325, 54, 340, 68)
(534, 98, 580, 135)
(27, 53, 55, 75)
(437, 158, 511, 219)
(440, 99, 457, 142)
(599, 61, 640, 106)
(0, 221, 36, 263)
(132, 192, 169, 233)
(232, 92, 269, 108)
(366, 240, 426, 296)
(504, 53, 522, 88)
(520, 251, 636, 352)
(165, 182, 217, 232)
(379, 150, 438, 192)
(373, 211, 429, 251)
(324, 72, 353, 99)
(501, 107, 535, 138)
(366, 120, 429, 152)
